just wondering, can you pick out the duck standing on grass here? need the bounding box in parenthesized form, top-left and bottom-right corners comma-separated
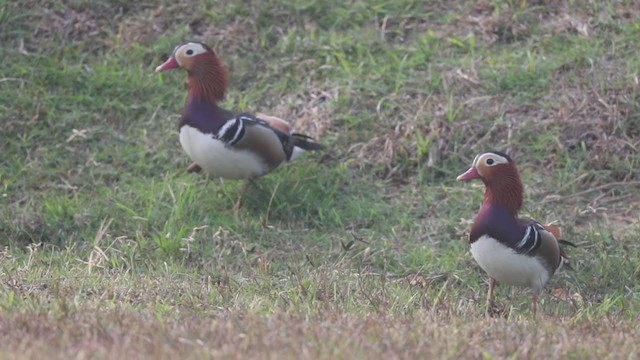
(457, 151, 574, 316)
(155, 41, 324, 210)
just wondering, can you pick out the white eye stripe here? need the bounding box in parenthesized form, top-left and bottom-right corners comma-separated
(182, 42, 207, 54)
(474, 152, 509, 166)
(174, 42, 208, 58)
(492, 154, 509, 164)
(471, 153, 482, 166)
(172, 42, 209, 67)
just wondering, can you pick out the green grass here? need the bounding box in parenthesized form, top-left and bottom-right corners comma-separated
(1, 0, 640, 358)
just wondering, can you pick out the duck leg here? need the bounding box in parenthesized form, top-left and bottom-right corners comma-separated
(230, 178, 253, 213)
(532, 293, 539, 317)
(486, 277, 497, 317)
(186, 162, 202, 173)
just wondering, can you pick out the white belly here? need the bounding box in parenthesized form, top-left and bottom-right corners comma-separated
(179, 125, 269, 180)
(470, 235, 550, 293)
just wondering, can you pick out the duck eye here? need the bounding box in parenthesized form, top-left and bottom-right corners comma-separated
(186, 49, 194, 56)
(486, 158, 495, 165)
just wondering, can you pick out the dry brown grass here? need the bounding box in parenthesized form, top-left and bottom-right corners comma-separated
(1, 309, 637, 359)
(263, 85, 338, 139)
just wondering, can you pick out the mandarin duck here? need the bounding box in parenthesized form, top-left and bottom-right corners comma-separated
(457, 151, 574, 316)
(155, 41, 324, 209)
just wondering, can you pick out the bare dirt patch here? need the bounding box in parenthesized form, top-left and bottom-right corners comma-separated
(20, 1, 124, 52)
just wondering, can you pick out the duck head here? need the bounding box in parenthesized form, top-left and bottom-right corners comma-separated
(457, 151, 524, 215)
(156, 41, 228, 103)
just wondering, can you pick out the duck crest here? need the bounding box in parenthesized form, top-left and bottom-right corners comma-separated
(182, 51, 233, 133)
(482, 172, 523, 217)
(187, 52, 228, 104)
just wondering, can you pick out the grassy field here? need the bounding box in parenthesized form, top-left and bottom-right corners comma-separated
(1, 0, 640, 358)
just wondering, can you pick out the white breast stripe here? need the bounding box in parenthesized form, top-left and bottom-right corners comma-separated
(216, 117, 246, 145)
(515, 226, 532, 250)
(515, 225, 541, 254)
(238, 115, 255, 122)
(217, 118, 237, 139)
(228, 118, 245, 144)
(530, 228, 541, 252)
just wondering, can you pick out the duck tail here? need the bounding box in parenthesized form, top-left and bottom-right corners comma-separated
(292, 133, 325, 151)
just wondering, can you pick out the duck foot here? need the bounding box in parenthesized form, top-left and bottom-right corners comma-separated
(186, 163, 202, 173)
(219, 179, 253, 213)
(531, 293, 539, 317)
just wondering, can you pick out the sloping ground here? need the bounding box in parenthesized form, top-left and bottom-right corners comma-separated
(3, 0, 639, 228)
